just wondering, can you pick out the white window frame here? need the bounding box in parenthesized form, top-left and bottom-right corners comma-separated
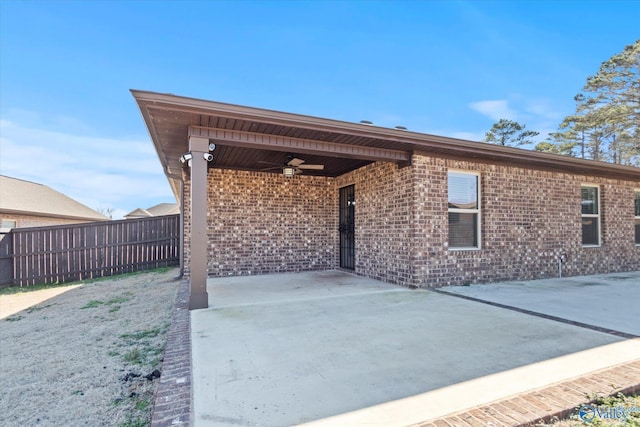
(635, 189, 640, 246)
(447, 170, 481, 250)
(581, 184, 601, 247)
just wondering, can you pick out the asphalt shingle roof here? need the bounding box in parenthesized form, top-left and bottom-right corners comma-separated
(0, 175, 109, 221)
(124, 203, 179, 218)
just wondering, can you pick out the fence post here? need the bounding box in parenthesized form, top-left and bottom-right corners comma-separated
(0, 232, 14, 287)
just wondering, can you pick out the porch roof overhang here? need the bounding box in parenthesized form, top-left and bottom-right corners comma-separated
(132, 90, 640, 199)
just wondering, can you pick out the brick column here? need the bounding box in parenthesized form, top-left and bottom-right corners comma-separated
(188, 136, 209, 309)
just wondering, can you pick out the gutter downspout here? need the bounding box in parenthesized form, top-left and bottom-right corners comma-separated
(166, 170, 185, 279)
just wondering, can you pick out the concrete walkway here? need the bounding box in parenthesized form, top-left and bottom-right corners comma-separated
(191, 271, 640, 426)
(441, 270, 640, 337)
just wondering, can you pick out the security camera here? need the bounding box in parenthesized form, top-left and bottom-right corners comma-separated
(179, 152, 193, 164)
(203, 153, 214, 162)
(208, 143, 216, 152)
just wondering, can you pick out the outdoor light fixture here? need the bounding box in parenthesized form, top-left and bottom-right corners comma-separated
(179, 152, 193, 164)
(180, 151, 213, 167)
(283, 167, 296, 177)
(179, 152, 193, 168)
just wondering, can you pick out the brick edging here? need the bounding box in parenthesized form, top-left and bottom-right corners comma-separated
(414, 360, 640, 427)
(526, 381, 640, 427)
(151, 278, 192, 426)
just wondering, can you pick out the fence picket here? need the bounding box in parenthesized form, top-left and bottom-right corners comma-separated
(1, 215, 180, 287)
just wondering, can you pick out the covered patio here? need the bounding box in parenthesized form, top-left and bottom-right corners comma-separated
(132, 90, 640, 309)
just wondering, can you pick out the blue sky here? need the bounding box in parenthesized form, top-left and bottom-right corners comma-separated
(1, 0, 638, 218)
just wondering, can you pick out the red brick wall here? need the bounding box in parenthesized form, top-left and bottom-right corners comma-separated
(407, 155, 640, 286)
(182, 155, 639, 286)
(336, 162, 416, 285)
(199, 169, 337, 277)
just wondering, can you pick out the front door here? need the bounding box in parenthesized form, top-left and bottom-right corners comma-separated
(339, 185, 355, 270)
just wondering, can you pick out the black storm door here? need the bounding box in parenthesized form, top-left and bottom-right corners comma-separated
(339, 185, 355, 270)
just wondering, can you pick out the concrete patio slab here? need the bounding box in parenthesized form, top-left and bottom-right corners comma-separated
(191, 271, 638, 427)
(442, 270, 640, 336)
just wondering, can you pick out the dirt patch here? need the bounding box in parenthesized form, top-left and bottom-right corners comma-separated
(0, 268, 180, 427)
(0, 284, 82, 319)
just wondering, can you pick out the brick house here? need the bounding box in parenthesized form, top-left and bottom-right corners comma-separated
(0, 175, 109, 235)
(132, 91, 640, 309)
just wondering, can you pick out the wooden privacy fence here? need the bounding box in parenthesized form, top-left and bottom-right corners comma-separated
(0, 215, 180, 287)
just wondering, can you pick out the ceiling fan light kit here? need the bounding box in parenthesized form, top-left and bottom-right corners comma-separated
(282, 166, 296, 178)
(256, 155, 326, 177)
(257, 155, 325, 177)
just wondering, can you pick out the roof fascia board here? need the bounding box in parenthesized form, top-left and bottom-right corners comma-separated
(414, 149, 640, 181)
(132, 92, 183, 199)
(132, 90, 640, 181)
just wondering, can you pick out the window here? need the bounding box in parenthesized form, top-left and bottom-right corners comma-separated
(581, 186, 600, 246)
(0, 219, 16, 235)
(635, 191, 640, 245)
(448, 171, 480, 249)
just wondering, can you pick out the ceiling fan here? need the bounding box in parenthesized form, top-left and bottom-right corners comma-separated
(260, 155, 325, 176)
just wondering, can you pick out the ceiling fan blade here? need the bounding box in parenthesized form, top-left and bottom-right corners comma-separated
(257, 160, 282, 166)
(287, 157, 306, 167)
(297, 164, 325, 170)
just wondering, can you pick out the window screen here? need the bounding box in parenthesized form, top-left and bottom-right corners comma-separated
(581, 186, 600, 246)
(448, 172, 479, 248)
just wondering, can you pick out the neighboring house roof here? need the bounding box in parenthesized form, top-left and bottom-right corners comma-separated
(124, 208, 152, 219)
(132, 90, 640, 201)
(0, 176, 109, 222)
(124, 203, 179, 219)
(147, 203, 180, 216)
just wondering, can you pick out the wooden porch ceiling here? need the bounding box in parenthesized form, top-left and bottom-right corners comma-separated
(133, 93, 420, 190)
(132, 90, 640, 199)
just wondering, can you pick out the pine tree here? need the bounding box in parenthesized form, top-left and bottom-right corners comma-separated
(484, 119, 539, 147)
(540, 40, 639, 165)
